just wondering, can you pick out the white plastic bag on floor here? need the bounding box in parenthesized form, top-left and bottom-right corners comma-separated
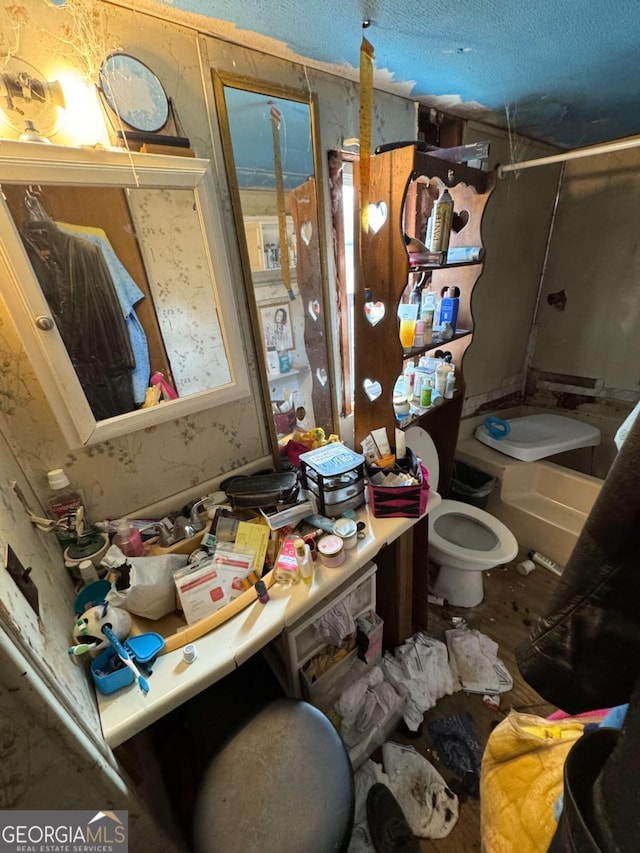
(347, 759, 390, 853)
(446, 627, 513, 694)
(335, 665, 402, 748)
(381, 632, 454, 731)
(382, 741, 459, 839)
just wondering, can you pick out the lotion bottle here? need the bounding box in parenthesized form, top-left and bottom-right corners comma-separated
(295, 538, 314, 586)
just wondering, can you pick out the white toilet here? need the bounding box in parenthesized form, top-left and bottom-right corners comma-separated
(406, 426, 518, 607)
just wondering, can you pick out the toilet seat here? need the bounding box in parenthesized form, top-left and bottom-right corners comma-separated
(429, 499, 518, 569)
(406, 424, 518, 606)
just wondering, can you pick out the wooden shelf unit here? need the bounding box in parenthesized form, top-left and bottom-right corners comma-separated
(354, 145, 496, 496)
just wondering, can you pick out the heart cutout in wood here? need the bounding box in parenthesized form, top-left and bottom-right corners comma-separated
(452, 210, 470, 233)
(300, 220, 313, 245)
(365, 300, 385, 327)
(363, 378, 382, 401)
(308, 299, 321, 321)
(368, 201, 387, 234)
(316, 368, 328, 386)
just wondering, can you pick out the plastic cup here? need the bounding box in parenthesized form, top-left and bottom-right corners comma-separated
(399, 319, 417, 348)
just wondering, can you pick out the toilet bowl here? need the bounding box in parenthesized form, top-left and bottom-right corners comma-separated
(406, 426, 518, 607)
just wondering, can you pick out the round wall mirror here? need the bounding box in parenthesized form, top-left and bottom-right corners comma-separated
(99, 53, 169, 132)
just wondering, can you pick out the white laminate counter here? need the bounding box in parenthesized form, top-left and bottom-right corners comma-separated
(98, 492, 440, 748)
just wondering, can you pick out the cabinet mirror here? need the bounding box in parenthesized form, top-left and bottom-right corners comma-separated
(212, 72, 337, 457)
(0, 142, 249, 447)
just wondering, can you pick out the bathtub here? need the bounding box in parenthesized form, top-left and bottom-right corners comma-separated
(455, 407, 606, 568)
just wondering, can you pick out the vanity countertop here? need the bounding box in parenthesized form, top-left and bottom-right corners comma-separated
(97, 493, 440, 748)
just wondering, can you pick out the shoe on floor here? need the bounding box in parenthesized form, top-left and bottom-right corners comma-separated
(366, 783, 419, 853)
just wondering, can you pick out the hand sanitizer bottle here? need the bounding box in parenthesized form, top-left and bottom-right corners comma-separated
(112, 519, 145, 557)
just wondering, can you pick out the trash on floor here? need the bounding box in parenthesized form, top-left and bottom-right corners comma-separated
(428, 712, 484, 798)
(381, 632, 455, 732)
(382, 741, 459, 839)
(445, 626, 513, 694)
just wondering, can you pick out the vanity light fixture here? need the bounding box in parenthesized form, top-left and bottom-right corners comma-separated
(0, 57, 65, 138)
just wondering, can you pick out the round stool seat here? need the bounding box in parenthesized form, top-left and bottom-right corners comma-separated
(193, 698, 354, 852)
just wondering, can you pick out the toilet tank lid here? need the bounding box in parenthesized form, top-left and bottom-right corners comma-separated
(474, 414, 600, 462)
(405, 426, 439, 490)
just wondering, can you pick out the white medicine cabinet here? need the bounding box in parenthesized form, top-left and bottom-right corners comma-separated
(0, 141, 250, 448)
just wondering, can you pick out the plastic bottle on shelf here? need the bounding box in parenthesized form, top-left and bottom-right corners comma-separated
(412, 319, 426, 348)
(435, 362, 449, 396)
(403, 362, 415, 398)
(46, 469, 87, 543)
(409, 279, 423, 307)
(444, 369, 456, 399)
(295, 538, 314, 586)
(420, 375, 433, 408)
(112, 519, 145, 557)
(439, 286, 460, 332)
(441, 322, 455, 341)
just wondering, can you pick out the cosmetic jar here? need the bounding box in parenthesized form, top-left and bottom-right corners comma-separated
(317, 534, 345, 568)
(333, 517, 358, 550)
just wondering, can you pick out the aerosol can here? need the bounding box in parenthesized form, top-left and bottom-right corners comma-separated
(426, 188, 454, 253)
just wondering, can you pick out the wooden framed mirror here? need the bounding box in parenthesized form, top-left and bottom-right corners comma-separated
(212, 72, 338, 460)
(0, 142, 250, 447)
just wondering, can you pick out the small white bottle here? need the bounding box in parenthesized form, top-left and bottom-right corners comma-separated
(403, 362, 415, 398)
(444, 369, 456, 399)
(435, 362, 449, 396)
(78, 559, 99, 586)
(294, 538, 314, 586)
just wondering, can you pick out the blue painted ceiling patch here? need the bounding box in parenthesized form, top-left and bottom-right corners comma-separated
(158, 0, 640, 149)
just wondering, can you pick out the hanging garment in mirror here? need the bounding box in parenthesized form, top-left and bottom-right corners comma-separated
(0, 143, 249, 447)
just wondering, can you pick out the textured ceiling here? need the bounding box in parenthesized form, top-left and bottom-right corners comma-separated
(159, 0, 640, 149)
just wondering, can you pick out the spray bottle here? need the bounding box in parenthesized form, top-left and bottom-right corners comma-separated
(426, 187, 454, 253)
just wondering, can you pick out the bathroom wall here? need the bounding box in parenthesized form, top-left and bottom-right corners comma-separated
(460, 122, 562, 411)
(0, 0, 416, 526)
(528, 145, 640, 432)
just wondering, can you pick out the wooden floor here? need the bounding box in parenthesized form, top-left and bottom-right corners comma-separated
(385, 550, 559, 852)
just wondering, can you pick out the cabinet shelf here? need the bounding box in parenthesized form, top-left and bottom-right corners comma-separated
(266, 364, 310, 382)
(402, 329, 472, 359)
(397, 392, 461, 428)
(408, 258, 483, 273)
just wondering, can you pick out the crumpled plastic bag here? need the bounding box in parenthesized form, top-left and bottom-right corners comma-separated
(382, 741, 459, 839)
(101, 544, 187, 619)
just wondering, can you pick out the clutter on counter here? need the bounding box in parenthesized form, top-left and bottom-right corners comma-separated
(64, 423, 435, 705)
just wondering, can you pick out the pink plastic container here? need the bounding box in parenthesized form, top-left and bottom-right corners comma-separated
(317, 534, 345, 568)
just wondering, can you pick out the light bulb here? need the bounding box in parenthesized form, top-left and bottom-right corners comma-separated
(19, 120, 50, 144)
